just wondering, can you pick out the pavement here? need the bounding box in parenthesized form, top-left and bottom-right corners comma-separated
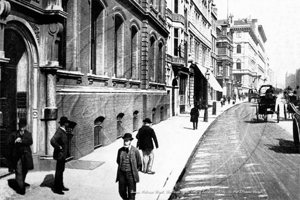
(0, 98, 293, 200)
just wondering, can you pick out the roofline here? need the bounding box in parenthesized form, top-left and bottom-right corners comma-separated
(258, 25, 267, 42)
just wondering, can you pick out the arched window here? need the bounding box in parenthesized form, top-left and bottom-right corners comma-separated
(94, 116, 105, 148)
(157, 42, 163, 83)
(114, 15, 124, 78)
(152, 108, 156, 124)
(130, 26, 139, 80)
(237, 44, 241, 53)
(133, 110, 139, 131)
(91, 0, 105, 74)
(160, 106, 164, 122)
(149, 37, 156, 82)
(236, 60, 241, 69)
(117, 113, 125, 138)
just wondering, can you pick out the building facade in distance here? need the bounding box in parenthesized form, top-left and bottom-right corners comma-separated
(231, 17, 270, 96)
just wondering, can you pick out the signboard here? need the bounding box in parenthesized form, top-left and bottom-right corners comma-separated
(17, 92, 27, 108)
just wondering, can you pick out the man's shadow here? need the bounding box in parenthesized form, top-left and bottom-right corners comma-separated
(40, 174, 64, 195)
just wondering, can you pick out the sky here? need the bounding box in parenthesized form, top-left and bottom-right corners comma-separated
(214, 0, 300, 88)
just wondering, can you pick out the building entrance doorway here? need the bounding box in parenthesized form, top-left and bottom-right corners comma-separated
(0, 28, 30, 176)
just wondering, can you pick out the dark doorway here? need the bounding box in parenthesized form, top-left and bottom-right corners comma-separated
(172, 78, 178, 116)
(0, 28, 28, 176)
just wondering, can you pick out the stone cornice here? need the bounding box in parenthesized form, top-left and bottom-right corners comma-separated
(231, 26, 258, 45)
(10, 0, 67, 19)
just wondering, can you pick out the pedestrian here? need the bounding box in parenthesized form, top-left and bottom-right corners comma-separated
(227, 96, 231, 104)
(222, 95, 226, 105)
(116, 133, 142, 200)
(50, 116, 70, 194)
(6, 118, 34, 195)
(136, 118, 159, 174)
(220, 97, 224, 107)
(190, 105, 199, 130)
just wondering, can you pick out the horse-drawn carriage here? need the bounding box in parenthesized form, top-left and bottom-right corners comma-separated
(283, 87, 300, 120)
(255, 85, 280, 122)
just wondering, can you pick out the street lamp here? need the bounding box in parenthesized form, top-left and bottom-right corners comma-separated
(204, 69, 210, 122)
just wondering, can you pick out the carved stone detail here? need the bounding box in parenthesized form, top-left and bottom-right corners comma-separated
(29, 22, 40, 43)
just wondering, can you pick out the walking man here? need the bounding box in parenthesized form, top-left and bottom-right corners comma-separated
(7, 118, 34, 195)
(50, 116, 70, 194)
(136, 118, 159, 174)
(116, 133, 142, 200)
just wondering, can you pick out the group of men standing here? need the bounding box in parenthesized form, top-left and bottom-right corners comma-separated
(6, 116, 73, 195)
(6, 116, 159, 200)
(116, 117, 159, 200)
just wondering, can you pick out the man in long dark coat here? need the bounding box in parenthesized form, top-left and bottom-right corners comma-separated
(116, 133, 142, 200)
(50, 116, 70, 194)
(7, 118, 34, 195)
(136, 118, 159, 174)
(190, 105, 200, 130)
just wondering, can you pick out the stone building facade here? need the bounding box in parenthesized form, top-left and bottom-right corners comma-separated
(231, 17, 269, 95)
(0, 0, 169, 175)
(187, 0, 222, 108)
(216, 19, 234, 99)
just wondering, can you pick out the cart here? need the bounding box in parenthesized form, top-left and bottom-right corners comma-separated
(290, 103, 300, 146)
(283, 92, 300, 120)
(256, 85, 279, 123)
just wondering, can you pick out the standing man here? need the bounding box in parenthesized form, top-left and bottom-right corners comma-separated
(7, 118, 34, 195)
(136, 118, 159, 174)
(190, 105, 200, 130)
(50, 116, 70, 193)
(116, 133, 142, 200)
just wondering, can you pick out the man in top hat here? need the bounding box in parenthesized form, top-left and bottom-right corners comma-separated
(136, 118, 159, 174)
(116, 133, 142, 200)
(7, 118, 34, 195)
(50, 116, 70, 194)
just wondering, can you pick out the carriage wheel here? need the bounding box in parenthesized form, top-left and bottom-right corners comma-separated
(284, 104, 287, 120)
(256, 105, 259, 121)
(264, 114, 268, 122)
(293, 117, 299, 146)
(277, 104, 280, 123)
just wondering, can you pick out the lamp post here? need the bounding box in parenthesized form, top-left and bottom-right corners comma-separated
(204, 69, 210, 122)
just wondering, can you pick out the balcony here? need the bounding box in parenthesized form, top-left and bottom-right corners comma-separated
(167, 54, 185, 66)
(166, 9, 185, 26)
(232, 69, 253, 75)
(173, 13, 185, 25)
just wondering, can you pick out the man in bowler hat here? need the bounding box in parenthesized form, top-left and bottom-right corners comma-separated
(7, 118, 34, 195)
(136, 118, 159, 174)
(116, 133, 142, 200)
(50, 116, 70, 194)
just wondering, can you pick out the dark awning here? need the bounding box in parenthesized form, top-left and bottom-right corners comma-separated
(196, 65, 223, 92)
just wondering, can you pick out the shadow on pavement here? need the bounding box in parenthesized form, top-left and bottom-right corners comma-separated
(266, 138, 299, 154)
(244, 118, 279, 124)
(40, 174, 54, 188)
(40, 174, 65, 195)
(183, 127, 194, 130)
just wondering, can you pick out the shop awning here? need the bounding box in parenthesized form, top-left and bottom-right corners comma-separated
(196, 65, 223, 92)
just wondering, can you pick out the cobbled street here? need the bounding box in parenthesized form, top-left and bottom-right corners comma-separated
(172, 102, 300, 200)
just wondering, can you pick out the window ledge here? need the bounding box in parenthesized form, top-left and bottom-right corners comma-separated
(57, 70, 84, 84)
(87, 74, 110, 85)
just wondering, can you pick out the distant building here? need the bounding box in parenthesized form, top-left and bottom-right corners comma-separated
(216, 19, 234, 99)
(230, 17, 269, 95)
(285, 71, 297, 89)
